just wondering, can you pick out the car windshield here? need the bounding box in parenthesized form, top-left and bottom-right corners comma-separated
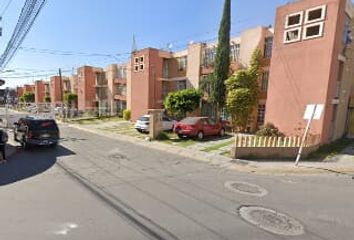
(29, 120, 58, 130)
(138, 116, 149, 121)
(180, 117, 201, 125)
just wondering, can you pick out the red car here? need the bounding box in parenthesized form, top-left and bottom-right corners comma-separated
(173, 117, 226, 140)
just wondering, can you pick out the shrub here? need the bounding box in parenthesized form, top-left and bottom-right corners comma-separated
(256, 122, 285, 137)
(123, 109, 131, 121)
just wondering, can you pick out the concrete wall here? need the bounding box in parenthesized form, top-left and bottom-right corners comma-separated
(34, 80, 46, 104)
(77, 66, 102, 111)
(50, 76, 62, 106)
(231, 145, 319, 159)
(186, 43, 202, 89)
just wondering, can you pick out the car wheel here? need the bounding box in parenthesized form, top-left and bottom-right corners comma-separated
(219, 128, 226, 137)
(177, 134, 184, 139)
(50, 142, 58, 148)
(197, 131, 204, 141)
(21, 140, 30, 150)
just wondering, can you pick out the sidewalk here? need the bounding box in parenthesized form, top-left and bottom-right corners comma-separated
(62, 121, 354, 176)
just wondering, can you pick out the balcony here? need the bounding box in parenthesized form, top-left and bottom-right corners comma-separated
(114, 94, 127, 101)
(200, 65, 214, 75)
(114, 78, 127, 84)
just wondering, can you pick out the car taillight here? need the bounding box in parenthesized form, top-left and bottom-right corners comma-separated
(27, 131, 33, 139)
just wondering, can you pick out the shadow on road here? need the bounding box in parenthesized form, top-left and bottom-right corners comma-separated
(0, 145, 75, 186)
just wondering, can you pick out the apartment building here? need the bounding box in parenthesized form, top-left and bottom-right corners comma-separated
(106, 63, 128, 116)
(50, 76, 64, 106)
(77, 66, 105, 112)
(23, 84, 35, 93)
(265, 0, 354, 143)
(16, 86, 24, 97)
(129, 26, 274, 126)
(34, 80, 47, 104)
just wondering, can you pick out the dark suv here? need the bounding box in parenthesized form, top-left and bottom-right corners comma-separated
(14, 117, 60, 149)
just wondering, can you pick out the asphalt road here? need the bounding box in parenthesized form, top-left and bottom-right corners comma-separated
(0, 119, 354, 239)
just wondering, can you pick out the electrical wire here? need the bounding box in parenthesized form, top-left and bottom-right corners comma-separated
(0, 0, 13, 17)
(0, 0, 48, 70)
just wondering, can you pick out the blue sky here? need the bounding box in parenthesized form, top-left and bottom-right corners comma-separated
(0, 0, 287, 88)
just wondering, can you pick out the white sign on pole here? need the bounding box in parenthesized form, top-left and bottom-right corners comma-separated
(296, 104, 324, 166)
(304, 104, 324, 120)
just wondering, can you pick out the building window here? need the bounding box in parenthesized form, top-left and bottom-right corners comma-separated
(303, 22, 324, 40)
(264, 37, 273, 58)
(163, 61, 169, 78)
(116, 84, 126, 96)
(285, 12, 303, 28)
(261, 71, 269, 91)
(134, 65, 139, 72)
(134, 55, 144, 72)
(257, 104, 266, 126)
(305, 5, 326, 24)
(284, 27, 302, 43)
(177, 56, 187, 71)
(202, 46, 216, 67)
(116, 67, 127, 79)
(230, 43, 240, 62)
(176, 80, 187, 91)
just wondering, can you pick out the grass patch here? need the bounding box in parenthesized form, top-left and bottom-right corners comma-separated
(157, 132, 198, 148)
(308, 138, 354, 160)
(70, 116, 123, 125)
(202, 140, 234, 153)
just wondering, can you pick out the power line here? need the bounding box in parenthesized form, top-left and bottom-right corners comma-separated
(0, 0, 13, 17)
(0, 0, 48, 70)
(18, 46, 131, 58)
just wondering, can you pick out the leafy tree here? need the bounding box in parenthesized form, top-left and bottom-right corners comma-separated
(164, 89, 202, 119)
(226, 48, 262, 131)
(19, 96, 25, 103)
(64, 93, 78, 107)
(22, 92, 35, 103)
(210, 0, 231, 118)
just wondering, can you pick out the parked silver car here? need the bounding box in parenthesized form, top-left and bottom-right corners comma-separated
(135, 115, 176, 133)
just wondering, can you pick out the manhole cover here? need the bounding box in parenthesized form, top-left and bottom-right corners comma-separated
(238, 206, 304, 236)
(224, 181, 268, 197)
(108, 153, 128, 160)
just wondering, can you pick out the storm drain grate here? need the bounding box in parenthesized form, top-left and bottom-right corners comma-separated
(224, 181, 268, 197)
(238, 206, 304, 236)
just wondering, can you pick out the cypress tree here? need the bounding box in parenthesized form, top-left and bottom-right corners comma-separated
(211, 0, 231, 118)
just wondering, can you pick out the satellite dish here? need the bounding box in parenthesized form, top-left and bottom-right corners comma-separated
(0, 79, 5, 86)
(189, 40, 194, 45)
(167, 43, 173, 50)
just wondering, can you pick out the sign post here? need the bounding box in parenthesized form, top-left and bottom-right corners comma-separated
(295, 104, 324, 166)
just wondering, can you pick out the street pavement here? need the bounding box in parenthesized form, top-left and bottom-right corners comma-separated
(0, 113, 354, 239)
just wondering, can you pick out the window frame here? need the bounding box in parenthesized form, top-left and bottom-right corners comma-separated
(305, 5, 326, 24)
(285, 11, 303, 29)
(302, 22, 324, 40)
(284, 27, 302, 44)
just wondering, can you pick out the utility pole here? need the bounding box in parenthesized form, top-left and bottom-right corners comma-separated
(59, 68, 65, 120)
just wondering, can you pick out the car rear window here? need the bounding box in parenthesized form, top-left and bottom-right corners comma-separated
(138, 117, 149, 121)
(180, 117, 200, 125)
(29, 120, 58, 130)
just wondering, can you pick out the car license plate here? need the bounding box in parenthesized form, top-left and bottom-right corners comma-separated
(41, 134, 50, 138)
(40, 140, 49, 145)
